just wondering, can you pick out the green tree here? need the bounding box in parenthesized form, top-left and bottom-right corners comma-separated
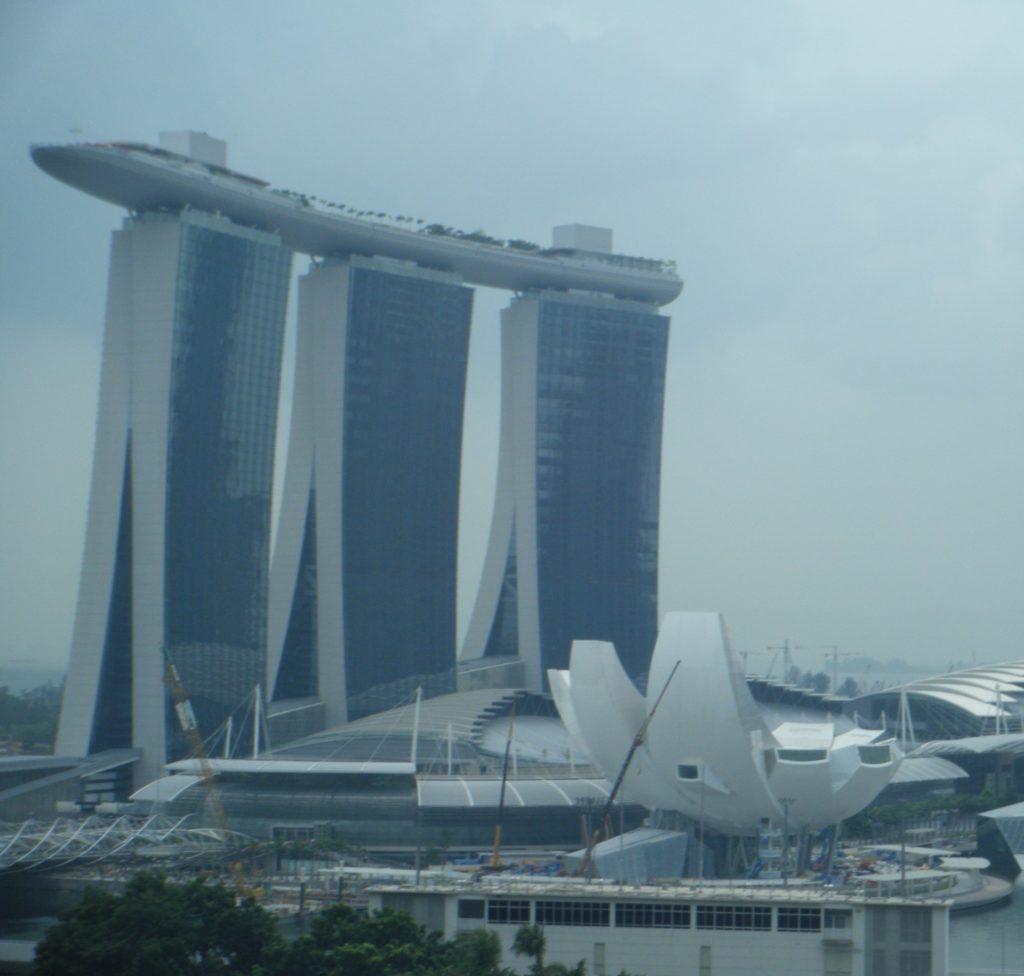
(0, 681, 63, 750)
(33, 871, 281, 976)
(546, 964, 586, 976)
(276, 903, 447, 976)
(836, 676, 860, 698)
(513, 924, 547, 976)
(447, 929, 505, 976)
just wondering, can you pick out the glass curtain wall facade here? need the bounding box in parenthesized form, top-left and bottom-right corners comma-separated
(268, 258, 473, 725)
(462, 292, 669, 690)
(56, 211, 291, 785)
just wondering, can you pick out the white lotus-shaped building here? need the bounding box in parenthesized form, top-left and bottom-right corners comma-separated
(549, 612, 899, 835)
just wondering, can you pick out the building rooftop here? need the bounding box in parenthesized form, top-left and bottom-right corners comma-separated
(31, 140, 682, 306)
(366, 875, 950, 908)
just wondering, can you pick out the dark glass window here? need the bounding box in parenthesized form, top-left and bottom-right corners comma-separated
(163, 216, 291, 756)
(695, 904, 771, 930)
(858, 745, 892, 765)
(615, 902, 690, 928)
(531, 298, 668, 682)
(734, 906, 772, 930)
(778, 907, 822, 932)
(536, 900, 610, 927)
(777, 749, 828, 762)
(458, 899, 485, 919)
(487, 899, 530, 924)
(339, 266, 472, 715)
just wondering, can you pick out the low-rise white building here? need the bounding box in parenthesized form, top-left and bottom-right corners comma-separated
(367, 877, 949, 976)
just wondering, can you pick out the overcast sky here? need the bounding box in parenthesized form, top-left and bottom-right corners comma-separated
(2, 1, 1022, 685)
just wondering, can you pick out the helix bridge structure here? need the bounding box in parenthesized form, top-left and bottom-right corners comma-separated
(0, 815, 248, 875)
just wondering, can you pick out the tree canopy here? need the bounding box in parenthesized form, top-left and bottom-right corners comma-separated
(0, 681, 62, 750)
(33, 872, 638, 976)
(33, 874, 519, 976)
(33, 872, 278, 976)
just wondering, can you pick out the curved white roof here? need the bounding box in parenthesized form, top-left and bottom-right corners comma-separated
(416, 777, 610, 808)
(856, 661, 1024, 721)
(888, 757, 968, 783)
(906, 688, 1010, 718)
(909, 732, 1024, 757)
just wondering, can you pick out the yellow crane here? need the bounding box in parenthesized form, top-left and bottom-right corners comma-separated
(490, 702, 517, 869)
(162, 648, 259, 900)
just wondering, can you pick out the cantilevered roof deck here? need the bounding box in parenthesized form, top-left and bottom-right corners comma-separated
(31, 141, 683, 306)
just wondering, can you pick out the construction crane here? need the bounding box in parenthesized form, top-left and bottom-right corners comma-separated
(162, 648, 258, 900)
(490, 702, 517, 869)
(576, 660, 679, 878)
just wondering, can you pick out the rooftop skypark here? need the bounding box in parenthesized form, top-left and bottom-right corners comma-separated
(31, 139, 682, 306)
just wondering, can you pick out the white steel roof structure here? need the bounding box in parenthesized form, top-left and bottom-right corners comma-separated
(909, 732, 1024, 758)
(888, 756, 968, 784)
(853, 661, 1024, 739)
(416, 777, 611, 808)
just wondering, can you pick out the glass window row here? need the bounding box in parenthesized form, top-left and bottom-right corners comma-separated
(468, 899, 825, 932)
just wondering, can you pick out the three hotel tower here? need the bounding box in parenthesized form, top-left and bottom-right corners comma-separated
(40, 136, 675, 784)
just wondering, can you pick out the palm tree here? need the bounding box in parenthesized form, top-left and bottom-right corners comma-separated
(452, 929, 504, 976)
(513, 924, 546, 976)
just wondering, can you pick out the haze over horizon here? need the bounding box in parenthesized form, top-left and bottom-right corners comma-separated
(2, 2, 1022, 685)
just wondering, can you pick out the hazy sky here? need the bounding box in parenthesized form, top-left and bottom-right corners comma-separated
(2, 1, 1022, 684)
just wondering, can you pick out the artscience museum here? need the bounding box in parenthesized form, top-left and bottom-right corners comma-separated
(550, 612, 901, 837)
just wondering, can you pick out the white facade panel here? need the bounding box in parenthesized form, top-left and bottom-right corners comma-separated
(126, 220, 181, 785)
(56, 231, 134, 758)
(311, 265, 351, 728)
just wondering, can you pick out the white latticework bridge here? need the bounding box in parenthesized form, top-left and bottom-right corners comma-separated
(0, 815, 248, 874)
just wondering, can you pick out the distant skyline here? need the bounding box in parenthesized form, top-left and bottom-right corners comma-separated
(2, 1, 1023, 683)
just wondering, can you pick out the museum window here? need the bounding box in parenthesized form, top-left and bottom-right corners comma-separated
(858, 745, 892, 765)
(776, 749, 828, 763)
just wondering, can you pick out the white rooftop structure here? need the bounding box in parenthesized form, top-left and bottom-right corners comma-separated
(157, 130, 226, 167)
(551, 223, 613, 253)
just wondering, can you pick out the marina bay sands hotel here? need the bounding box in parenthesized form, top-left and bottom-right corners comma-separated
(33, 131, 682, 784)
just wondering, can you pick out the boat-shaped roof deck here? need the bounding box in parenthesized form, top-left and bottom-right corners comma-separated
(31, 141, 682, 306)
